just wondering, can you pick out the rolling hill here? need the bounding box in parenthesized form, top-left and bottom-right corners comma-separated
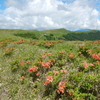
(0, 28, 100, 41)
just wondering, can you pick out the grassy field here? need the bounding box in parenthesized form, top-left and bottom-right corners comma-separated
(0, 29, 100, 100)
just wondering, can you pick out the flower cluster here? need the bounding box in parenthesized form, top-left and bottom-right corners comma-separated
(69, 54, 75, 59)
(44, 75, 53, 85)
(13, 40, 25, 44)
(56, 80, 66, 94)
(83, 62, 95, 68)
(19, 62, 25, 65)
(4, 48, 14, 55)
(41, 61, 53, 68)
(28, 66, 38, 72)
(92, 53, 100, 61)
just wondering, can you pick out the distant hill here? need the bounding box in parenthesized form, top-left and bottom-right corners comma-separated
(0, 28, 100, 41)
(75, 29, 92, 32)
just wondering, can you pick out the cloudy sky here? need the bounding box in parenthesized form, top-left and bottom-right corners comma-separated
(0, 0, 100, 31)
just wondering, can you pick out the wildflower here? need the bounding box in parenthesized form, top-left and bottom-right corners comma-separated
(19, 62, 24, 65)
(57, 80, 66, 94)
(36, 72, 40, 76)
(38, 61, 42, 64)
(26, 61, 31, 64)
(98, 53, 100, 56)
(5, 48, 9, 51)
(46, 75, 53, 82)
(41, 61, 52, 68)
(60, 70, 67, 73)
(92, 54, 100, 61)
(45, 43, 52, 47)
(53, 70, 59, 75)
(83, 62, 88, 68)
(0, 44, 3, 47)
(57, 88, 65, 94)
(44, 80, 50, 85)
(51, 59, 55, 62)
(41, 55, 47, 59)
(47, 53, 52, 56)
(58, 80, 66, 88)
(44, 75, 53, 85)
(20, 76, 25, 80)
(60, 50, 66, 54)
(89, 63, 95, 67)
(69, 54, 75, 59)
(28, 66, 38, 72)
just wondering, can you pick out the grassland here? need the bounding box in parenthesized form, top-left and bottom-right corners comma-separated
(0, 29, 100, 100)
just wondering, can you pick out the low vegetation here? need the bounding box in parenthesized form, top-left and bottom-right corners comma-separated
(0, 29, 100, 100)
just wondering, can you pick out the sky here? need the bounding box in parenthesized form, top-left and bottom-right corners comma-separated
(0, 0, 100, 31)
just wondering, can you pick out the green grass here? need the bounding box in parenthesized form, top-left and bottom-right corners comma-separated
(0, 29, 100, 100)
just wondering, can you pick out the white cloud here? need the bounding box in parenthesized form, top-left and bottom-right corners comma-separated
(0, 0, 100, 30)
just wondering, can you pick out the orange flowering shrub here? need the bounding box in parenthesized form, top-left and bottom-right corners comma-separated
(13, 40, 25, 44)
(19, 62, 25, 66)
(56, 80, 66, 94)
(41, 61, 53, 68)
(26, 61, 31, 64)
(44, 75, 53, 85)
(92, 53, 100, 61)
(4, 48, 14, 55)
(28, 66, 38, 72)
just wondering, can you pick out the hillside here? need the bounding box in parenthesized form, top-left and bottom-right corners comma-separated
(0, 29, 100, 100)
(0, 28, 100, 41)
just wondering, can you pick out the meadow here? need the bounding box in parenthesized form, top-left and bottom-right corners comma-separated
(0, 29, 100, 100)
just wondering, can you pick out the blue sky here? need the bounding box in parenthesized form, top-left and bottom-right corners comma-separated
(0, 0, 6, 10)
(0, 0, 100, 31)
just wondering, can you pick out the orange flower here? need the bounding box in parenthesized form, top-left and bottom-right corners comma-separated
(19, 62, 24, 65)
(20, 76, 25, 80)
(44, 80, 50, 85)
(44, 75, 53, 85)
(45, 43, 52, 47)
(60, 50, 66, 54)
(0, 44, 3, 47)
(26, 61, 31, 64)
(28, 66, 38, 72)
(36, 72, 40, 76)
(51, 59, 55, 62)
(60, 70, 67, 73)
(53, 70, 59, 75)
(40, 54, 47, 59)
(5, 48, 9, 51)
(58, 80, 66, 88)
(47, 53, 52, 56)
(83, 62, 88, 68)
(46, 75, 53, 82)
(69, 54, 75, 59)
(57, 80, 66, 94)
(89, 63, 95, 67)
(98, 53, 100, 56)
(41, 61, 52, 68)
(92, 54, 100, 61)
(58, 88, 65, 94)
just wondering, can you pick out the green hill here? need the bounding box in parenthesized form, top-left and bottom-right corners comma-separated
(0, 28, 100, 41)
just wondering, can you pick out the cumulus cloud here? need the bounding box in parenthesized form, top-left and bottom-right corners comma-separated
(0, 0, 100, 30)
